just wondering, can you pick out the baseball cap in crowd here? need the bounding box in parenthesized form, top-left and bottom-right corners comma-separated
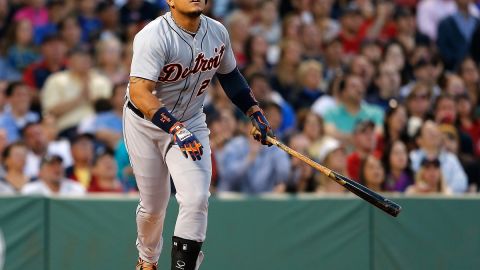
(317, 137, 343, 163)
(420, 157, 441, 168)
(353, 119, 375, 134)
(40, 154, 63, 167)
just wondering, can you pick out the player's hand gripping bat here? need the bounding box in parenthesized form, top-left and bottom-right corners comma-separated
(251, 128, 402, 217)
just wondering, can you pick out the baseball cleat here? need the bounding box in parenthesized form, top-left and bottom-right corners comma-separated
(136, 258, 158, 270)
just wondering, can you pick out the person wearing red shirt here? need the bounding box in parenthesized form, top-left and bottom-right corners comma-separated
(347, 120, 380, 181)
(88, 149, 123, 193)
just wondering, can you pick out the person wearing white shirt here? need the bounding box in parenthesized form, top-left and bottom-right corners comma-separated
(417, 0, 479, 40)
(21, 154, 85, 196)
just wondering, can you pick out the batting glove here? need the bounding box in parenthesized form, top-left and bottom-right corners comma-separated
(171, 124, 203, 161)
(249, 109, 274, 146)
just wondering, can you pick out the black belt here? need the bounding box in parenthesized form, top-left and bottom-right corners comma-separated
(127, 101, 145, 119)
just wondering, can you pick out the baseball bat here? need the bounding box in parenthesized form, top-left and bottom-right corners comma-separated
(251, 128, 402, 217)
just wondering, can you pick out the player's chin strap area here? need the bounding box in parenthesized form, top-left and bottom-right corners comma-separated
(171, 236, 204, 270)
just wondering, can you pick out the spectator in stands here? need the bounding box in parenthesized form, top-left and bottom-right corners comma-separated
(367, 61, 402, 110)
(286, 133, 315, 193)
(437, 0, 480, 70)
(95, 36, 128, 85)
(443, 73, 467, 97)
(323, 74, 383, 142)
(13, 0, 49, 31)
(416, 0, 479, 41)
(65, 133, 94, 189)
(21, 154, 85, 196)
(360, 0, 396, 43)
(394, 7, 431, 55)
(312, 0, 340, 43)
(314, 137, 347, 194)
(295, 110, 325, 160)
(299, 23, 323, 61)
(225, 10, 250, 68)
(23, 34, 67, 91)
(22, 121, 49, 178)
(0, 142, 31, 194)
(360, 40, 383, 66)
(359, 154, 386, 193)
(248, 72, 295, 135)
(406, 157, 452, 194)
(89, 83, 125, 149)
(41, 47, 112, 138)
(4, 19, 39, 71)
(97, 1, 122, 40)
(347, 120, 378, 181)
(58, 15, 84, 53)
(410, 120, 468, 193)
(458, 57, 480, 108)
(293, 60, 325, 110)
(89, 149, 123, 193)
(250, 0, 281, 46)
(41, 114, 73, 167)
(280, 14, 302, 41)
(383, 42, 408, 84)
(270, 39, 303, 103)
(242, 33, 270, 77)
(338, 3, 365, 56)
(400, 58, 441, 99)
(77, 0, 102, 43)
(0, 81, 39, 143)
(350, 55, 376, 93)
(321, 38, 345, 87)
(382, 140, 414, 192)
(216, 122, 291, 194)
(456, 93, 480, 157)
(377, 101, 408, 153)
(405, 83, 434, 137)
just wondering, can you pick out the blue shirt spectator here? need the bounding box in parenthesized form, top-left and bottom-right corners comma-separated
(216, 135, 291, 194)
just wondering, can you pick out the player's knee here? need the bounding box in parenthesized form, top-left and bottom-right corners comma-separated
(137, 211, 164, 224)
(180, 192, 209, 211)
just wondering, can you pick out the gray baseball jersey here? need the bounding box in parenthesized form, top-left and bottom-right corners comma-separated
(123, 11, 236, 265)
(128, 11, 236, 121)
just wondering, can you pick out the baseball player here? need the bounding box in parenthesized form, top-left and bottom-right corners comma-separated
(123, 0, 273, 269)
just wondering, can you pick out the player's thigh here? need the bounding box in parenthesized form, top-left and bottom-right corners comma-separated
(165, 127, 212, 205)
(124, 106, 172, 212)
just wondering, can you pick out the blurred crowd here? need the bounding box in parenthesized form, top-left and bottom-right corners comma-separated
(0, 0, 479, 197)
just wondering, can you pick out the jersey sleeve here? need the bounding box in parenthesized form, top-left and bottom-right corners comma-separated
(130, 22, 166, 81)
(216, 25, 237, 74)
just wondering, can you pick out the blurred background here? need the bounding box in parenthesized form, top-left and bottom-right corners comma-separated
(0, 0, 480, 269)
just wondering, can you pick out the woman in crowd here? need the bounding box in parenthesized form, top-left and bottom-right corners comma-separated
(359, 154, 385, 192)
(406, 157, 452, 195)
(95, 36, 128, 85)
(382, 140, 413, 192)
(377, 101, 408, 152)
(4, 19, 39, 71)
(0, 142, 31, 194)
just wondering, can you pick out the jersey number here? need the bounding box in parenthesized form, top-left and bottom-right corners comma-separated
(196, 79, 211, 96)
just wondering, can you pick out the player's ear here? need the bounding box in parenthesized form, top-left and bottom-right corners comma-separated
(167, 0, 174, 8)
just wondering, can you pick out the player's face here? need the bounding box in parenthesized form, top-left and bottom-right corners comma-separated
(169, 0, 205, 18)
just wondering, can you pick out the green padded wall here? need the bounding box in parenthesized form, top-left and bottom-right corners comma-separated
(373, 197, 480, 270)
(2, 196, 480, 270)
(0, 196, 46, 270)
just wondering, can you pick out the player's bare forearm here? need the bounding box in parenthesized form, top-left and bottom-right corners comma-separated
(129, 76, 163, 120)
